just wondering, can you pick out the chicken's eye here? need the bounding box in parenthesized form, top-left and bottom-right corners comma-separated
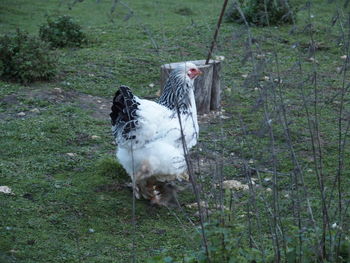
(190, 68, 196, 72)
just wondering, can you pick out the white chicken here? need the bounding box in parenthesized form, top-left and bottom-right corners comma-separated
(110, 62, 202, 206)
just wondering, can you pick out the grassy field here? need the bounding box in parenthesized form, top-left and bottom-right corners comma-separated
(1, 0, 350, 262)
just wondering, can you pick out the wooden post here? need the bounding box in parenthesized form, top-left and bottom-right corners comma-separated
(160, 60, 221, 115)
(210, 60, 221, 111)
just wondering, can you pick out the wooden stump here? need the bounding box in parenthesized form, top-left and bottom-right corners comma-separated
(210, 60, 221, 111)
(160, 60, 222, 115)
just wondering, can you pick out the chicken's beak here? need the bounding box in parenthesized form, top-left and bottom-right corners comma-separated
(197, 69, 203, 76)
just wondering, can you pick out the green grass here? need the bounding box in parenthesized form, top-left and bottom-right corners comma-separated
(1, 0, 350, 262)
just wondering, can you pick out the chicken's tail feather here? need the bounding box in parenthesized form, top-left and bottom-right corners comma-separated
(110, 86, 140, 140)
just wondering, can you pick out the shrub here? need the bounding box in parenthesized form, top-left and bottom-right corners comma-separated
(0, 30, 57, 84)
(39, 15, 87, 48)
(226, 0, 295, 26)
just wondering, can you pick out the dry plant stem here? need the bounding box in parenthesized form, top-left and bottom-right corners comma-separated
(306, 2, 331, 259)
(278, 3, 318, 244)
(172, 195, 197, 228)
(172, 73, 210, 261)
(131, 157, 136, 263)
(118, 1, 159, 51)
(263, 91, 285, 261)
(157, 57, 207, 252)
(274, 81, 305, 260)
(288, 25, 319, 244)
(245, 168, 254, 249)
(110, 0, 119, 15)
(332, 9, 350, 260)
(122, 106, 137, 263)
(263, 79, 290, 259)
(215, 123, 226, 261)
(166, 206, 199, 246)
(233, 4, 281, 259)
(235, 2, 283, 260)
(298, 69, 331, 260)
(176, 113, 210, 261)
(238, 115, 275, 260)
(205, 0, 229, 64)
(261, 1, 304, 259)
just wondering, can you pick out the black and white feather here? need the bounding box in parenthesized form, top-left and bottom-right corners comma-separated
(110, 62, 200, 201)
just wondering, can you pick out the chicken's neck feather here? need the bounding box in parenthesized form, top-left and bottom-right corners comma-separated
(158, 71, 195, 115)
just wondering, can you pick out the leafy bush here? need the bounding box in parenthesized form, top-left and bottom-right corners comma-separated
(0, 30, 57, 84)
(39, 15, 87, 48)
(226, 0, 295, 26)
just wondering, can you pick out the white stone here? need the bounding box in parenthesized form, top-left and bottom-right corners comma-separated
(30, 108, 40, 113)
(222, 180, 249, 191)
(54, 87, 63, 93)
(0, 186, 12, 194)
(215, 55, 225, 61)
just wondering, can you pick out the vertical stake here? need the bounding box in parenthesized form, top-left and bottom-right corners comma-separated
(205, 0, 229, 65)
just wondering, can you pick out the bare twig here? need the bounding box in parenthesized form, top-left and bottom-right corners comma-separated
(205, 0, 229, 64)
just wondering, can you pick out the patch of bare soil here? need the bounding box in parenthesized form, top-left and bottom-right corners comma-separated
(0, 86, 111, 121)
